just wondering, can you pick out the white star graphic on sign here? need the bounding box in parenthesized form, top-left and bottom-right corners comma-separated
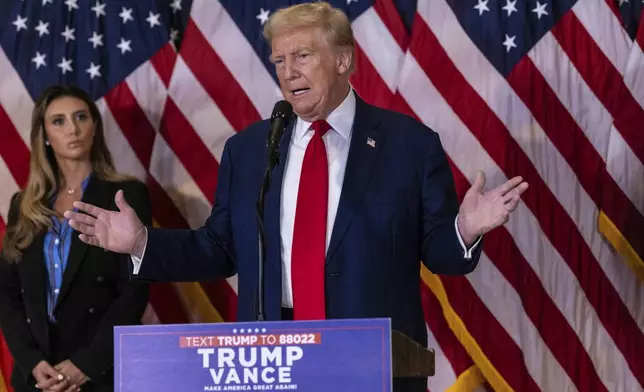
(61, 26, 75, 42)
(232, 328, 238, 333)
(502, 0, 517, 17)
(240, 329, 245, 333)
(86, 62, 101, 79)
(474, 0, 490, 16)
(35, 21, 50, 37)
(119, 7, 134, 24)
(64, 0, 79, 12)
(146, 12, 161, 28)
(254, 328, 259, 333)
(170, 0, 182, 13)
(57, 57, 73, 74)
(89, 31, 103, 48)
(92, 1, 106, 18)
(32, 52, 46, 69)
(12, 15, 27, 32)
(117, 38, 132, 54)
(257, 8, 270, 25)
(532, 1, 548, 19)
(503, 34, 517, 52)
(261, 328, 267, 333)
(42, 0, 53, 5)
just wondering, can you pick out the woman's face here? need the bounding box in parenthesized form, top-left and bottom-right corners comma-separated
(43, 96, 95, 162)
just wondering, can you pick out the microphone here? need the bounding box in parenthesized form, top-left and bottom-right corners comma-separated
(266, 100, 293, 168)
(255, 100, 293, 321)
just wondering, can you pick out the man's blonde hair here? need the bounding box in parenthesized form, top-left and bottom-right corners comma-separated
(263, 1, 355, 70)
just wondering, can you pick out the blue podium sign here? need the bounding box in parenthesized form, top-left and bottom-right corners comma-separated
(114, 318, 392, 391)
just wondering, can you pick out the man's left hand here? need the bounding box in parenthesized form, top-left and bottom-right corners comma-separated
(50, 360, 89, 391)
(457, 171, 529, 245)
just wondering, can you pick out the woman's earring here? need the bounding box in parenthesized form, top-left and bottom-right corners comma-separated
(45, 140, 50, 146)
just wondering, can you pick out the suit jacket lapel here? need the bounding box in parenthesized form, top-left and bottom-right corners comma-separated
(326, 96, 381, 263)
(263, 120, 294, 319)
(56, 174, 104, 305)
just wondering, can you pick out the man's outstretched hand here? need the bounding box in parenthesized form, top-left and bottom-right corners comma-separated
(64, 190, 147, 258)
(457, 171, 529, 245)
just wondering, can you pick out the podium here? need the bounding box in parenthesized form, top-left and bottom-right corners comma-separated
(114, 318, 434, 391)
(391, 329, 435, 378)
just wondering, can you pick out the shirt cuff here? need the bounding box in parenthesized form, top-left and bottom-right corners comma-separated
(130, 227, 148, 275)
(455, 215, 482, 259)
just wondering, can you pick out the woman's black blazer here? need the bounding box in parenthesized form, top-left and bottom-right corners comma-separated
(0, 175, 152, 391)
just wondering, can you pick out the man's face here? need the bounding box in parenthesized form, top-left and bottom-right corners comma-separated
(270, 26, 351, 121)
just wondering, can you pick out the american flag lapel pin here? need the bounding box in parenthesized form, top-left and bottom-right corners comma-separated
(367, 137, 376, 148)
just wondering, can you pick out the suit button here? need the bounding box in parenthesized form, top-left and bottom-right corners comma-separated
(89, 308, 95, 314)
(26, 317, 31, 324)
(97, 276, 104, 282)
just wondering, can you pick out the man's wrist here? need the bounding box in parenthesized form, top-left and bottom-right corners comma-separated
(133, 226, 148, 259)
(456, 214, 478, 247)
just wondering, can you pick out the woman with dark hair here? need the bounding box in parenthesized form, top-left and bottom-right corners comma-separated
(0, 85, 151, 392)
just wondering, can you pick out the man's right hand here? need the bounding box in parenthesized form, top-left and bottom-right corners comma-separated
(64, 190, 147, 258)
(32, 360, 68, 391)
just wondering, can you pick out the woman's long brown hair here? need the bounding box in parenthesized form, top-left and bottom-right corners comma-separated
(1, 85, 132, 263)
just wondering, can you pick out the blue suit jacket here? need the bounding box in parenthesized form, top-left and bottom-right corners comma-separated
(138, 96, 482, 347)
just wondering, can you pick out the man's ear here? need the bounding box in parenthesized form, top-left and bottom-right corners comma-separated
(337, 48, 353, 75)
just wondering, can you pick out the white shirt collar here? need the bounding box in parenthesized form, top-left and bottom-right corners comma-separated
(293, 88, 356, 143)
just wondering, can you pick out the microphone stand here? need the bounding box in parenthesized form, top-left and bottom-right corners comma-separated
(255, 133, 282, 321)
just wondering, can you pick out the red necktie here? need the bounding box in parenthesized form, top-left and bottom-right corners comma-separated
(291, 120, 330, 320)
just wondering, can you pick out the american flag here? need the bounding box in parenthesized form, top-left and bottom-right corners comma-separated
(0, 0, 642, 391)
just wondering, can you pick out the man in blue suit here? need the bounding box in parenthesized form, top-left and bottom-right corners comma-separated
(66, 2, 528, 390)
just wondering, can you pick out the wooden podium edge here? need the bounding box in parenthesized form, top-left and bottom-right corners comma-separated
(391, 329, 435, 378)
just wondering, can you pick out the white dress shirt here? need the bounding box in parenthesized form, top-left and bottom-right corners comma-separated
(279, 88, 356, 307)
(132, 89, 481, 308)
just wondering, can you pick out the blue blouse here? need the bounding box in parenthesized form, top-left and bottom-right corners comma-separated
(43, 175, 91, 322)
